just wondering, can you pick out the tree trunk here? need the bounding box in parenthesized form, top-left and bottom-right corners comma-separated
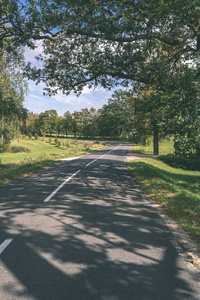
(153, 127, 159, 155)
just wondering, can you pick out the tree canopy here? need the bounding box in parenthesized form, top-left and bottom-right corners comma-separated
(0, 41, 27, 148)
(1, 0, 199, 95)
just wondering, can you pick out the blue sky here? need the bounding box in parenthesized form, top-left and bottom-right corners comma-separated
(24, 80, 113, 116)
(23, 45, 113, 116)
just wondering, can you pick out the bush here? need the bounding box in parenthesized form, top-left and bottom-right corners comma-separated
(0, 143, 10, 153)
(34, 133, 39, 140)
(57, 140, 61, 147)
(54, 137, 58, 145)
(28, 133, 32, 140)
(159, 155, 200, 171)
(11, 146, 31, 153)
(49, 138, 52, 143)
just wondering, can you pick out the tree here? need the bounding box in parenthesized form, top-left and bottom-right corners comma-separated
(45, 109, 58, 136)
(127, 63, 200, 155)
(0, 42, 27, 150)
(56, 116, 64, 137)
(63, 111, 72, 137)
(0, 1, 199, 95)
(22, 112, 39, 135)
(71, 111, 81, 138)
(88, 107, 98, 138)
(37, 112, 49, 137)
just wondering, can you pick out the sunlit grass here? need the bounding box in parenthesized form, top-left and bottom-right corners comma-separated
(131, 138, 175, 155)
(128, 158, 200, 251)
(0, 138, 108, 184)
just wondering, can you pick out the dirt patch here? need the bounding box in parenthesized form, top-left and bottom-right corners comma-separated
(126, 152, 159, 162)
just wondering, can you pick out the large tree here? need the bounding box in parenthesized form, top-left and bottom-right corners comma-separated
(0, 0, 199, 95)
(127, 63, 200, 155)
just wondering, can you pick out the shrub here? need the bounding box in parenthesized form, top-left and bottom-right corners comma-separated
(11, 146, 31, 153)
(65, 142, 70, 147)
(49, 138, 52, 143)
(54, 137, 58, 145)
(57, 140, 61, 147)
(34, 133, 39, 140)
(159, 155, 200, 171)
(0, 143, 10, 153)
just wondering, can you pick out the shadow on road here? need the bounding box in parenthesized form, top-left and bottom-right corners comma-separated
(0, 145, 199, 299)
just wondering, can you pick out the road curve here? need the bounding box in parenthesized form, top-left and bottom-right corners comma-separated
(0, 143, 199, 300)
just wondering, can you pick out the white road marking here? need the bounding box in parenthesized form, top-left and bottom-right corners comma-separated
(0, 239, 13, 255)
(85, 144, 121, 167)
(44, 144, 121, 202)
(44, 169, 81, 202)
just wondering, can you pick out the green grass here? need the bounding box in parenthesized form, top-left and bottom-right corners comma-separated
(131, 138, 175, 155)
(0, 138, 108, 184)
(128, 155, 200, 251)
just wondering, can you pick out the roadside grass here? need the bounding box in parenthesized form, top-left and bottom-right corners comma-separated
(128, 140, 200, 251)
(0, 138, 108, 185)
(131, 138, 175, 155)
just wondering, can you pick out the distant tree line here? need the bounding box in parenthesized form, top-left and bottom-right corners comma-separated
(20, 90, 132, 141)
(20, 86, 200, 158)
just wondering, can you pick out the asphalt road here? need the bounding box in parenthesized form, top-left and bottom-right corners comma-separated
(0, 143, 199, 300)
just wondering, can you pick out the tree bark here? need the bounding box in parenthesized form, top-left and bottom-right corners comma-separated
(153, 127, 159, 155)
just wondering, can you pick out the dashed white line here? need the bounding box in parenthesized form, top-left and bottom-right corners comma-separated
(44, 144, 121, 202)
(0, 239, 13, 255)
(85, 144, 121, 167)
(44, 169, 81, 202)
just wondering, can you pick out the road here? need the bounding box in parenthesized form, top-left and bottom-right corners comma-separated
(0, 143, 199, 300)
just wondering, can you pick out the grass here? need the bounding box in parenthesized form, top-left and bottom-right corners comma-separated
(128, 139, 200, 251)
(0, 137, 108, 185)
(131, 138, 175, 155)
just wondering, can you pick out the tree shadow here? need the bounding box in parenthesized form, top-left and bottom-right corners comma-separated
(0, 145, 199, 299)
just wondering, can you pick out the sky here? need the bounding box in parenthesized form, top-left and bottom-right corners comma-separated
(24, 80, 113, 116)
(23, 45, 114, 116)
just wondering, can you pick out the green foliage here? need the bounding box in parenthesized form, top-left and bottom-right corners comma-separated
(1, 1, 199, 95)
(54, 136, 58, 145)
(159, 155, 200, 171)
(28, 132, 32, 139)
(11, 145, 31, 153)
(98, 90, 131, 138)
(0, 43, 27, 147)
(0, 143, 10, 153)
(34, 133, 39, 140)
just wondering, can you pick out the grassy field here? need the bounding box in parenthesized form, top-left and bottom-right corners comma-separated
(0, 137, 108, 185)
(128, 140, 200, 252)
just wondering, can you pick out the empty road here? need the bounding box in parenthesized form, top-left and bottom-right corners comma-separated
(0, 143, 199, 299)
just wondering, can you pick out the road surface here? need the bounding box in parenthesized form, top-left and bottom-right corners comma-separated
(0, 143, 199, 299)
